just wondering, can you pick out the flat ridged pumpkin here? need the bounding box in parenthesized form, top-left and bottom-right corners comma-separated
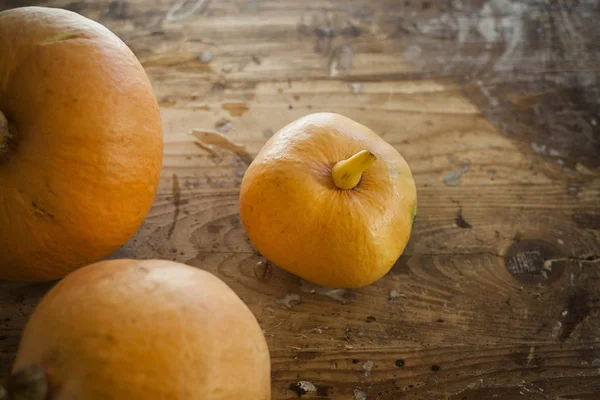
(240, 113, 417, 288)
(6, 259, 271, 399)
(0, 7, 163, 281)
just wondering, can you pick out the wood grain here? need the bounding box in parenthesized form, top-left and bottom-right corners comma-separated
(1, 0, 599, 399)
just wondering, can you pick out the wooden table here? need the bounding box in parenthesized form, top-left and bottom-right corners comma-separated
(1, 1, 599, 399)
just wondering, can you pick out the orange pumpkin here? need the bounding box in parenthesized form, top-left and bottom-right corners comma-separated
(7, 259, 271, 399)
(240, 113, 417, 288)
(0, 7, 163, 281)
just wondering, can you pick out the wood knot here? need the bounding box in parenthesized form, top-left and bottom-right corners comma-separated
(504, 239, 564, 285)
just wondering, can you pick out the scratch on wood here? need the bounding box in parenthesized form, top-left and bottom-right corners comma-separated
(525, 346, 535, 365)
(192, 129, 253, 165)
(329, 43, 353, 77)
(300, 280, 353, 304)
(362, 360, 374, 377)
(166, 0, 208, 21)
(442, 160, 470, 186)
(275, 293, 302, 309)
(300, 326, 329, 334)
(354, 389, 367, 400)
(551, 321, 563, 339)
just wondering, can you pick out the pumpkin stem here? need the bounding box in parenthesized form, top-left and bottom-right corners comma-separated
(0, 365, 48, 400)
(332, 150, 377, 190)
(0, 111, 10, 157)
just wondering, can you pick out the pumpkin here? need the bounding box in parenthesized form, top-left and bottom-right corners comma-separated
(6, 259, 271, 399)
(240, 113, 417, 288)
(0, 7, 163, 281)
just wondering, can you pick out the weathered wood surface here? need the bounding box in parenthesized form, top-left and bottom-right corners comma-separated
(1, 0, 599, 399)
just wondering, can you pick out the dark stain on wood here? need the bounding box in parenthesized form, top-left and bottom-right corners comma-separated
(509, 346, 544, 368)
(390, 254, 410, 275)
(0, 1, 40, 11)
(167, 174, 181, 240)
(341, 25, 361, 37)
(572, 212, 600, 230)
(449, 385, 539, 400)
(262, 129, 274, 138)
(315, 385, 329, 396)
(296, 351, 319, 361)
(288, 383, 305, 398)
(251, 55, 262, 65)
(560, 394, 600, 400)
(62, 1, 87, 13)
(455, 209, 471, 229)
(391, 0, 600, 171)
(473, 84, 600, 171)
(211, 82, 226, 93)
(158, 97, 177, 107)
(560, 288, 590, 342)
(206, 224, 221, 234)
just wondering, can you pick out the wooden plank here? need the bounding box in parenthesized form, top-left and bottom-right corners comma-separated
(1, 0, 599, 399)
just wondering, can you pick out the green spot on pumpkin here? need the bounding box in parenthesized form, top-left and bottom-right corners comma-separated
(40, 32, 83, 45)
(410, 203, 417, 226)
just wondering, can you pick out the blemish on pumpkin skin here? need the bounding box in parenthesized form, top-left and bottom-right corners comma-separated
(167, 174, 181, 240)
(31, 202, 55, 220)
(39, 32, 86, 45)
